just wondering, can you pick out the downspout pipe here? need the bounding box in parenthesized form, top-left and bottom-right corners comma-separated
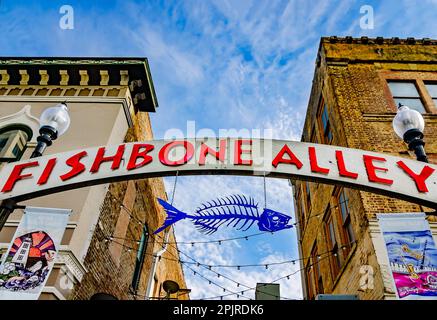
(146, 172, 179, 300)
(145, 227, 172, 299)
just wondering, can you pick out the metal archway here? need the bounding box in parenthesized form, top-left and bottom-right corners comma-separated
(0, 138, 435, 208)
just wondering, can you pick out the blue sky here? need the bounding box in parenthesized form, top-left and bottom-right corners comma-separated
(1, 0, 437, 300)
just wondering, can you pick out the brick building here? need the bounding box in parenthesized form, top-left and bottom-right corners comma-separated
(0, 58, 187, 300)
(293, 37, 437, 300)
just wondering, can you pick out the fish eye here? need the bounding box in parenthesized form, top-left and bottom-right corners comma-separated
(272, 216, 279, 221)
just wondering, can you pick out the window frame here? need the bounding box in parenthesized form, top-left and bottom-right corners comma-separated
(296, 186, 305, 230)
(304, 182, 312, 217)
(424, 81, 437, 108)
(387, 80, 426, 113)
(324, 207, 341, 281)
(311, 244, 323, 297)
(334, 188, 355, 259)
(316, 97, 334, 145)
(0, 125, 32, 162)
(380, 71, 437, 114)
(305, 259, 315, 300)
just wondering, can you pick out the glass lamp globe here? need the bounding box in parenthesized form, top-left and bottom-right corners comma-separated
(39, 103, 71, 137)
(392, 105, 425, 140)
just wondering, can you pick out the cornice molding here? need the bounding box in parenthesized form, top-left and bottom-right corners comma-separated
(0, 57, 158, 113)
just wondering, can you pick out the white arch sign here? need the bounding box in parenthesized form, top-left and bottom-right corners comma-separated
(0, 138, 436, 208)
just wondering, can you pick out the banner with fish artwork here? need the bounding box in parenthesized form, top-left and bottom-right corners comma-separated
(154, 194, 293, 235)
(378, 213, 437, 300)
(0, 207, 70, 300)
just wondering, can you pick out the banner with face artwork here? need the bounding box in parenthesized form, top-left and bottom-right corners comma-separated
(0, 207, 70, 300)
(378, 213, 437, 300)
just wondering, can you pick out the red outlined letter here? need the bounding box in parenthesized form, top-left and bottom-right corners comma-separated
(2, 161, 39, 192)
(37, 158, 57, 185)
(397, 160, 435, 193)
(363, 155, 393, 185)
(199, 140, 227, 165)
(336, 150, 358, 179)
(127, 144, 154, 170)
(272, 145, 303, 169)
(309, 146, 329, 174)
(90, 145, 125, 173)
(60, 151, 88, 181)
(234, 139, 253, 166)
(159, 141, 194, 166)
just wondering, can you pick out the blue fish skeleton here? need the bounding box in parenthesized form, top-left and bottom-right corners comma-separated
(154, 195, 293, 235)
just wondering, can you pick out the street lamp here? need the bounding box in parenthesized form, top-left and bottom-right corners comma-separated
(392, 103, 428, 163)
(31, 102, 71, 157)
(0, 102, 71, 229)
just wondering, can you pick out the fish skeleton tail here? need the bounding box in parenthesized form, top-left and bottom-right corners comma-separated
(154, 198, 188, 234)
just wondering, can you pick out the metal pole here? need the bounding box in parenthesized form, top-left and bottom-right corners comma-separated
(0, 133, 53, 231)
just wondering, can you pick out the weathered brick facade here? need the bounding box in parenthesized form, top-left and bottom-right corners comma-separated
(293, 37, 437, 300)
(70, 114, 188, 300)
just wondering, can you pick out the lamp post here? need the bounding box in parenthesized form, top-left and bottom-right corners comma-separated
(392, 103, 428, 163)
(0, 102, 71, 230)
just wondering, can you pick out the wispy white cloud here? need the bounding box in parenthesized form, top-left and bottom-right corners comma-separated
(2, 0, 436, 300)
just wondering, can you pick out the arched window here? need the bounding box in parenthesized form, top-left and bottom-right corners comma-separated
(0, 124, 32, 162)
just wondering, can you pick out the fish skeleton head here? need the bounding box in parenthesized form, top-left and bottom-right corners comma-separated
(258, 209, 293, 232)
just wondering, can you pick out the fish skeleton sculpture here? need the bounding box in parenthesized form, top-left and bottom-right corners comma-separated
(154, 195, 293, 235)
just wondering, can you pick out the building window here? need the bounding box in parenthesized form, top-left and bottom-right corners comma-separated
(305, 259, 315, 300)
(324, 207, 341, 281)
(310, 244, 323, 298)
(296, 187, 305, 229)
(0, 126, 32, 162)
(309, 124, 318, 144)
(425, 82, 437, 107)
(335, 188, 355, 258)
(317, 99, 333, 144)
(131, 224, 149, 292)
(305, 182, 312, 215)
(387, 81, 425, 113)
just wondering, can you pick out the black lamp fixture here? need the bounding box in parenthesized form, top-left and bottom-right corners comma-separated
(392, 103, 428, 163)
(31, 102, 71, 157)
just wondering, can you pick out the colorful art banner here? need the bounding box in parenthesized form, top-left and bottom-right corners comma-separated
(378, 213, 437, 300)
(0, 207, 70, 300)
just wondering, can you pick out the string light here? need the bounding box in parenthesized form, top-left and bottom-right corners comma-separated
(106, 236, 356, 269)
(166, 237, 337, 300)
(200, 253, 335, 300)
(108, 190, 357, 301)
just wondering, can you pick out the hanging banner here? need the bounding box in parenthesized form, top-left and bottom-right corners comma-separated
(378, 213, 437, 300)
(0, 207, 70, 300)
